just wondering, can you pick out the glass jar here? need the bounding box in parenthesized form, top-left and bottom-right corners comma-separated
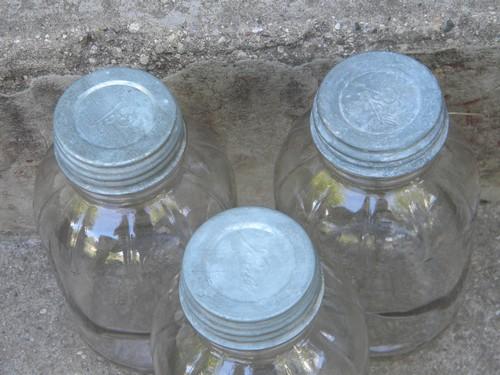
(33, 67, 236, 371)
(274, 52, 479, 356)
(152, 207, 368, 375)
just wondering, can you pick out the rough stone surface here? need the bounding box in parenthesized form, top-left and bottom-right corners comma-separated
(1, 1, 499, 93)
(1, 1, 500, 374)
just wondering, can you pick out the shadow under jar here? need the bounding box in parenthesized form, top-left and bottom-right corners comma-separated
(33, 67, 236, 372)
(152, 207, 368, 375)
(274, 52, 479, 357)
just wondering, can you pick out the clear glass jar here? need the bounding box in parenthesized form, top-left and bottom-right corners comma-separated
(152, 207, 368, 375)
(274, 52, 479, 356)
(33, 68, 236, 371)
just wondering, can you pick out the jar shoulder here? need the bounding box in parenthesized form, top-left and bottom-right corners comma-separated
(166, 322, 363, 375)
(152, 266, 367, 375)
(179, 131, 236, 208)
(34, 147, 234, 252)
(275, 121, 479, 227)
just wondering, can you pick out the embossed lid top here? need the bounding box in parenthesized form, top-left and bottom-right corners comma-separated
(311, 51, 448, 179)
(54, 67, 186, 197)
(179, 207, 324, 351)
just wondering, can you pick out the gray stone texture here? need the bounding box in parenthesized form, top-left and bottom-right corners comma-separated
(1, 0, 499, 374)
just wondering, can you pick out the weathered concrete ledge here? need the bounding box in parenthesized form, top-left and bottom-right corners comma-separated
(1, 0, 499, 92)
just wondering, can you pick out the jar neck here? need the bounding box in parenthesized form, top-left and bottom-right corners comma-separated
(206, 322, 315, 365)
(319, 150, 438, 192)
(67, 148, 185, 208)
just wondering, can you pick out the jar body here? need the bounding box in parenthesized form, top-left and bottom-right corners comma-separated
(34, 127, 236, 371)
(274, 115, 479, 356)
(152, 265, 368, 375)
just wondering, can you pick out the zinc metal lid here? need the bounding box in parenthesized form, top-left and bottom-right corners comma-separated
(179, 207, 324, 351)
(53, 67, 186, 197)
(311, 51, 449, 179)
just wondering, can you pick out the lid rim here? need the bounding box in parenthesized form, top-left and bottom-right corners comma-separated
(179, 207, 325, 352)
(53, 67, 186, 197)
(310, 51, 449, 179)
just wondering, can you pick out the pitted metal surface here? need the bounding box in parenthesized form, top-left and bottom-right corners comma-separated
(53, 67, 186, 197)
(311, 51, 449, 179)
(180, 207, 324, 351)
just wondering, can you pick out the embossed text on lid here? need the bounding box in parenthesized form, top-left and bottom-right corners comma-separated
(53, 67, 186, 197)
(179, 207, 324, 351)
(311, 51, 449, 179)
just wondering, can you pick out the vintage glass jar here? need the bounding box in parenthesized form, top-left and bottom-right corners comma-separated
(33, 67, 236, 371)
(274, 51, 479, 356)
(152, 207, 368, 375)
